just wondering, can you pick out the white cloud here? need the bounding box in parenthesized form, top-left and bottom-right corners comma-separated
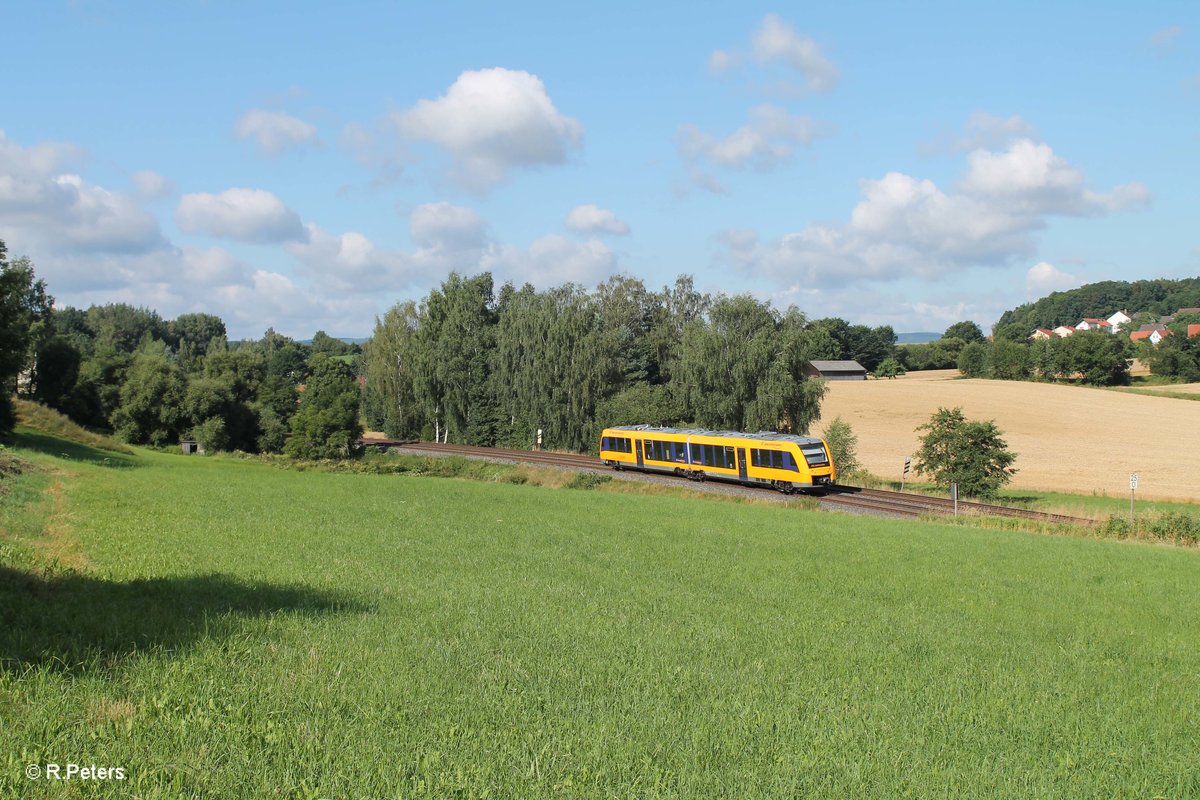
(393, 68, 584, 190)
(1026, 261, 1084, 297)
(566, 204, 630, 235)
(409, 202, 488, 250)
(923, 112, 1037, 155)
(676, 106, 827, 193)
(751, 13, 839, 92)
(234, 109, 318, 156)
(286, 224, 421, 292)
(175, 188, 307, 243)
(959, 139, 1149, 215)
(132, 170, 173, 199)
(0, 130, 164, 255)
(720, 137, 1150, 288)
(711, 14, 838, 94)
(482, 234, 618, 287)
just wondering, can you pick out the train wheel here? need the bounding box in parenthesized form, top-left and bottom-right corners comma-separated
(695, 471, 706, 483)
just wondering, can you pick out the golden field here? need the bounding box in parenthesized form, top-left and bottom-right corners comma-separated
(817, 370, 1200, 501)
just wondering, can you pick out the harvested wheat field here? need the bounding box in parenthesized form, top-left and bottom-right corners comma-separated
(817, 370, 1200, 501)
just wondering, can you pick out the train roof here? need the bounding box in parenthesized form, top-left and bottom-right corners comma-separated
(605, 425, 824, 446)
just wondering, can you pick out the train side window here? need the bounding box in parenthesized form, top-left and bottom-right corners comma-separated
(750, 449, 759, 467)
(723, 446, 734, 469)
(690, 444, 701, 464)
(624, 437, 631, 453)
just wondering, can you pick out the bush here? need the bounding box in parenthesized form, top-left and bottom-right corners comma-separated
(822, 417, 860, 478)
(566, 471, 611, 490)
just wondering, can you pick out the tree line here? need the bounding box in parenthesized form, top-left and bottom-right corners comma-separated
(362, 273, 900, 452)
(0, 239, 362, 458)
(6, 239, 912, 456)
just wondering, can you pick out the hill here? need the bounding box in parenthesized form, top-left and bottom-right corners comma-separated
(994, 276, 1200, 338)
(817, 370, 1200, 501)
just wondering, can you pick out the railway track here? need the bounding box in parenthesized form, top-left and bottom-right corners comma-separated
(359, 439, 1091, 525)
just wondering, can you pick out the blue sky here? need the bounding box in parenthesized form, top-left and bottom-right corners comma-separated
(2, 1, 1196, 338)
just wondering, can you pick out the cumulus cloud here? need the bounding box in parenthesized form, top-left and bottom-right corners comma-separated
(711, 14, 838, 94)
(751, 13, 839, 92)
(234, 109, 319, 156)
(720, 137, 1150, 288)
(482, 234, 618, 287)
(409, 202, 488, 250)
(132, 170, 173, 199)
(286, 224, 420, 292)
(1025, 261, 1084, 297)
(566, 204, 630, 235)
(678, 106, 821, 173)
(923, 112, 1037, 155)
(392, 68, 584, 190)
(959, 139, 1149, 215)
(0, 133, 165, 256)
(175, 188, 307, 243)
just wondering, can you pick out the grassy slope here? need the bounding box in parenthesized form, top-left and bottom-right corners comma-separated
(2, 438, 1199, 798)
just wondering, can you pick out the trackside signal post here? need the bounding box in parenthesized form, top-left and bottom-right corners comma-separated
(1130, 473, 1138, 526)
(901, 456, 911, 492)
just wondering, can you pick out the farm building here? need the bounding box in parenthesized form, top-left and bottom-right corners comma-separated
(806, 360, 868, 380)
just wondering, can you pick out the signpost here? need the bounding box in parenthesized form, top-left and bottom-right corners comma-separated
(901, 456, 911, 492)
(1130, 472, 1138, 527)
(951, 482, 959, 517)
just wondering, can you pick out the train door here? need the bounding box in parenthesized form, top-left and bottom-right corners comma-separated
(736, 447, 748, 481)
(636, 439, 644, 468)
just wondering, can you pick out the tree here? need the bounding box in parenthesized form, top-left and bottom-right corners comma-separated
(942, 321, 985, 343)
(284, 354, 362, 459)
(873, 357, 905, 379)
(1060, 330, 1131, 385)
(110, 344, 188, 445)
(0, 242, 53, 434)
(821, 417, 860, 479)
(914, 407, 1017, 500)
(957, 342, 988, 378)
(987, 339, 1030, 381)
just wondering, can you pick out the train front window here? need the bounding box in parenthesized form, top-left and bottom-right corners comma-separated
(801, 444, 829, 467)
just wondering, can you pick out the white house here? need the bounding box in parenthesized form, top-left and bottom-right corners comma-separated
(1106, 309, 1131, 332)
(1076, 318, 1113, 332)
(1029, 328, 1054, 340)
(1053, 325, 1076, 337)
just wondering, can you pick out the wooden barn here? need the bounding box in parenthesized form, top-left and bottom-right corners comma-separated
(806, 360, 868, 380)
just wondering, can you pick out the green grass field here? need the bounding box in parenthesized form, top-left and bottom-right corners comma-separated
(2, 429, 1200, 798)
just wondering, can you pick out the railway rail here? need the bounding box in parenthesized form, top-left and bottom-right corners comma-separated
(359, 439, 1091, 525)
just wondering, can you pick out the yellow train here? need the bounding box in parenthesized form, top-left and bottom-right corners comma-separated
(599, 425, 836, 493)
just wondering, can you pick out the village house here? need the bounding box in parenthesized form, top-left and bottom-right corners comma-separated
(1029, 328, 1054, 340)
(1075, 318, 1112, 332)
(1106, 309, 1131, 332)
(1053, 325, 1075, 338)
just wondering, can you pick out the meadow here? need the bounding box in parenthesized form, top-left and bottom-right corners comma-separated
(2, 429, 1200, 798)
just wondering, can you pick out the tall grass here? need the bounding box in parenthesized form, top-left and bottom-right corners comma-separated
(2, 435, 1199, 797)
